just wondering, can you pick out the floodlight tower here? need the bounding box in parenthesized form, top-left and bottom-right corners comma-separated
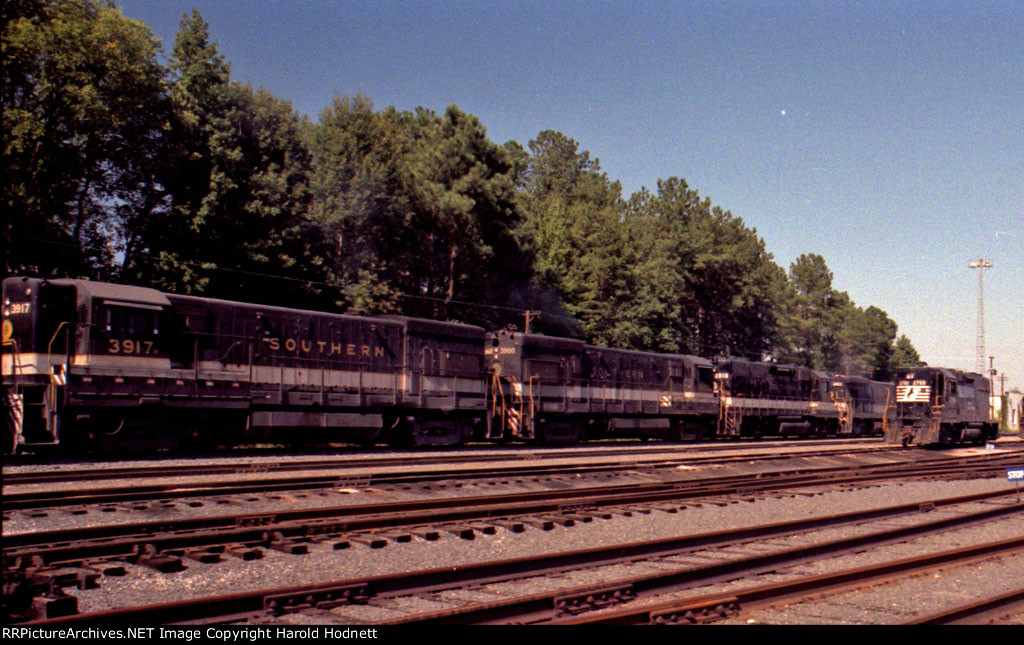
(968, 258, 993, 374)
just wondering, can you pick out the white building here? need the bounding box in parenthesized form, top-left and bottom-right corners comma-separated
(993, 391, 1023, 432)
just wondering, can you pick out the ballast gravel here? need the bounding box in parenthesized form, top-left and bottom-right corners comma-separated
(55, 475, 1019, 621)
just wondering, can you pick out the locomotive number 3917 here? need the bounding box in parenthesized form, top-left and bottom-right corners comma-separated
(108, 339, 155, 355)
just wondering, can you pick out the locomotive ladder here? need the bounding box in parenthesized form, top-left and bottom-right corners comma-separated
(516, 377, 538, 440)
(832, 392, 853, 435)
(488, 375, 535, 440)
(882, 387, 893, 435)
(487, 373, 506, 440)
(717, 386, 742, 436)
(929, 404, 944, 439)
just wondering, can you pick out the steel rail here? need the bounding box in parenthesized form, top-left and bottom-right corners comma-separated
(384, 499, 1024, 624)
(1, 439, 889, 486)
(898, 587, 1024, 625)
(1, 445, 906, 508)
(16, 493, 1022, 625)
(4, 455, 1018, 569)
(4, 448, 1018, 514)
(4, 455, 1017, 566)
(551, 534, 1024, 624)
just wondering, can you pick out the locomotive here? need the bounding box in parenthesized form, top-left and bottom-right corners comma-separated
(0, 275, 911, 453)
(1, 276, 486, 453)
(886, 366, 998, 446)
(486, 329, 718, 442)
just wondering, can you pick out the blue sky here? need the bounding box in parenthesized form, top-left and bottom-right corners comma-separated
(117, 0, 1023, 392)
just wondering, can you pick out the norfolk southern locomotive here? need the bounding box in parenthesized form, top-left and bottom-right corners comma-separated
(0, 276, 932, 453)
(886, 366, 998, 446)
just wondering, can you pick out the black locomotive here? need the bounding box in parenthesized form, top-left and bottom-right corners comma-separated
(886, 366, 998, 446)
(2, 276, 486, 452)
(487, 329, 718, 442)
(0, 275, 970, 453)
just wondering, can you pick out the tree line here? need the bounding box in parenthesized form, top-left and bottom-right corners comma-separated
(2, 0, 920, 379)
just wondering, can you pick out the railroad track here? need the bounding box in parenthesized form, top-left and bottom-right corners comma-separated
(5, 451, 1023, 623)
(14, 490, 1023, 624)
(6, 451, 1020, 558)
(1, 443, 1004, 513)
(553, 532, 1024, 625)
(2, 439, 893, 491)
(900, 587, 1024, 625)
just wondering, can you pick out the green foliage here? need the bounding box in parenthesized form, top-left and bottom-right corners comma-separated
(776, 253, 847, 369)
(890, 334, 921, 370)
(515, 131, 631, 342)
(774, 253, 909, 380)
(309, 98, 531, 324)
(129, 10, 319, 307)
(2, 0, 169, 277)
(625, 178, 783, 357)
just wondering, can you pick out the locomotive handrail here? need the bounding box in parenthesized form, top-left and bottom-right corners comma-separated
(528, 375, 538, 433)
(2, 339, 22, 386)
(45, 321, 77, 410)
(45, 321, 75, 365)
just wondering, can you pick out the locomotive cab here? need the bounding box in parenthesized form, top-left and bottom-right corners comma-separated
(3, 278, 77, 451)
(486, 329, 586, 442)
(2, 277, 174, 452)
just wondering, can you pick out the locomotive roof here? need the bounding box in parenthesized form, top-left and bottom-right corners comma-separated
(380, 315, 485, 339)
(838, 375, 894, 386)
(49, 278, 171, 307)
(168, 294, 488, 340)
(167, 292, 405, 327)
(715, 358, 809, 375)
(488, 329, 587, 352)
(896, 366, 985, 381)
(585, 343, 711, 366)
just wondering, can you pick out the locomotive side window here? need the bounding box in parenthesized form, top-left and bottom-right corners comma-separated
(957, 381, 975, 399)
(100, 303, 163, 355)
(103, 305, 160, 336)
(695, 365, 714, 392)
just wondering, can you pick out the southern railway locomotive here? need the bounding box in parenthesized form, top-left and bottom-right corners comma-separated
(0, 275, 973, 454)
(2, 276, 486, 452)
(886, 366, 999, 447)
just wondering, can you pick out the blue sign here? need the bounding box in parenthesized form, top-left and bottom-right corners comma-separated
(1009, 468, 1024, 481)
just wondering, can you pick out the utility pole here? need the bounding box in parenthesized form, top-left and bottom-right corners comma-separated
(968, 258, 993, 374)
(989, 356, 996, 421)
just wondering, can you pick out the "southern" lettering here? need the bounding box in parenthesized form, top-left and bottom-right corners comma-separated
(262, 336, 385, 358)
